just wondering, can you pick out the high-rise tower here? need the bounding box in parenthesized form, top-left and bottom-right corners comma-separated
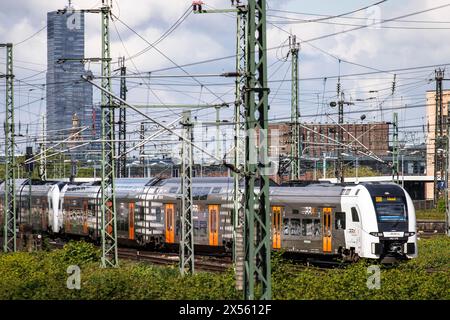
(46, 3, 95, 157)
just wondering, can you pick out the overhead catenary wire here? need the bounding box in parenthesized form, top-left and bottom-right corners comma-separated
(2, 1, 446, 166)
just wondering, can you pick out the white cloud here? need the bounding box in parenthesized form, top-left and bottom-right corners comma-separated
(1, 0, 450, 151)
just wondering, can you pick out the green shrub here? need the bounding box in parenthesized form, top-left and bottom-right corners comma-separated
(49, 240, 101, 266)
(0, 237, 448, 300)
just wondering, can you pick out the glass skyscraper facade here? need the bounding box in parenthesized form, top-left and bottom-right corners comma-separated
(46, 5, 98, 158)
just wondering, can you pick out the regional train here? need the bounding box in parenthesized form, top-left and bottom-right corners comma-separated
(0, 178, 417, 261)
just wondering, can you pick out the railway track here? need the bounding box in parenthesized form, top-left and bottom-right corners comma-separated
(417, 220, 446, 235)
(47, 239, 232, 272)
(118, 248, 231, 273)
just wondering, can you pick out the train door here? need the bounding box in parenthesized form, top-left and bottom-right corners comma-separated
(82, 200, 88, 234)
(165, 204, 175, 243)
(345, 206, 362, 254)
(106, 201, 113, 235)
(208, 205, 219, 246)
(272, 206, 283, 249)
(322, 207, 332, 253)
(129, 202, 135, 240)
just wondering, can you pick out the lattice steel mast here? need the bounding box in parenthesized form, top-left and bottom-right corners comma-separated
(434, 69, 444, 206)
(192, 2, 248, 290)
(233, 4, 247, 292)
(289, 35, 300, 180)
(1, 43, 16, 253)
(139, 122, 145, 177)
(244, 0, 271, 300)
(180, 111, 195, 275)
(100, 0, 118, 267)
(392, 112, 399, 183)
(39, 114, 47, 180)
(117, 56, 127, 178)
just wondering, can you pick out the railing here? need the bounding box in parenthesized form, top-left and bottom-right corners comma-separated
(413, 200, 435, 211)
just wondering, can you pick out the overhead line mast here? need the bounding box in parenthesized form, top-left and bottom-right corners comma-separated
(1, 43, 17, 253)
(244, 0, 271, 300)
(193, 0, 248, 291)
(100, 0, 118, 267)
(57, 0, 119, 268)
(434, 69, 444, 207)
(117, 56, 127, 178)
(289, 35, 300, 181)
(180, 111, 195, 275)
(193, 0, 272, 299)
(392, 112, 399, 183)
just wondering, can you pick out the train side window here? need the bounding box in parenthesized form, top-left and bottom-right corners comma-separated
(290, 219, 301, 236)
(155, 207, 161, 222)
(200, 221, 207, 236)
(138, 206, 145, 221)
(301, 219, 313, 236)
(283, 218, 290, 235)
(175, 220, 180, 236)
(292, 209, 299, 215)
(194, 220, 199, 234)
(313, 219, 321, 236)
(351, 207, 360, 222)
(335, 212, 346, 229)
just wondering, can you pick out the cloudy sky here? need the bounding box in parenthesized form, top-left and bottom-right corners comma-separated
(1, 0, 450, 159)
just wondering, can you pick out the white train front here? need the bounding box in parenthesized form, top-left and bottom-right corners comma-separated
(0, 178, 417, 261)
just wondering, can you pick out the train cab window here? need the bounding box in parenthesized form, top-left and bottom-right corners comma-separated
(351, 207, 360, 222)
(283, 218, 290, 235)
(290, 219, 301, 236)
(335, 212, 346, 230)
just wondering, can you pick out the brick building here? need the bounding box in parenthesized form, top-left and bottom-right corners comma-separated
(425, 89, 450, 200)
(269, 121, 390, 159)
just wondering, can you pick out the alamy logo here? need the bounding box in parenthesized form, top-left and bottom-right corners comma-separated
(66, 265, 81, 290)
(169, 122, 280, 177)
(66, 9, 81, 31)
(366, 265, 381, 289)
(366, 6, 382, 30)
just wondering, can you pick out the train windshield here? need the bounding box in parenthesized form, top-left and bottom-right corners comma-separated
(373, 196, 407, 222)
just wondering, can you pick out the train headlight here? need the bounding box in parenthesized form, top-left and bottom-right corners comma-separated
(369, 232, 383, 237)
(404, 232, 415, 237)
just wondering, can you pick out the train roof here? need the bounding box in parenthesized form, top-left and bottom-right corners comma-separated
(156, 177, 234, 186)
(270, 183, 345, 205)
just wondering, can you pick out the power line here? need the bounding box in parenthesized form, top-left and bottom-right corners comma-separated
(125, 7, 192, 61)
(300, 3, 450, 43)
(14, 25, 47, 46)
(112, 14, 227, 104)
(268, 0, 388, 24)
